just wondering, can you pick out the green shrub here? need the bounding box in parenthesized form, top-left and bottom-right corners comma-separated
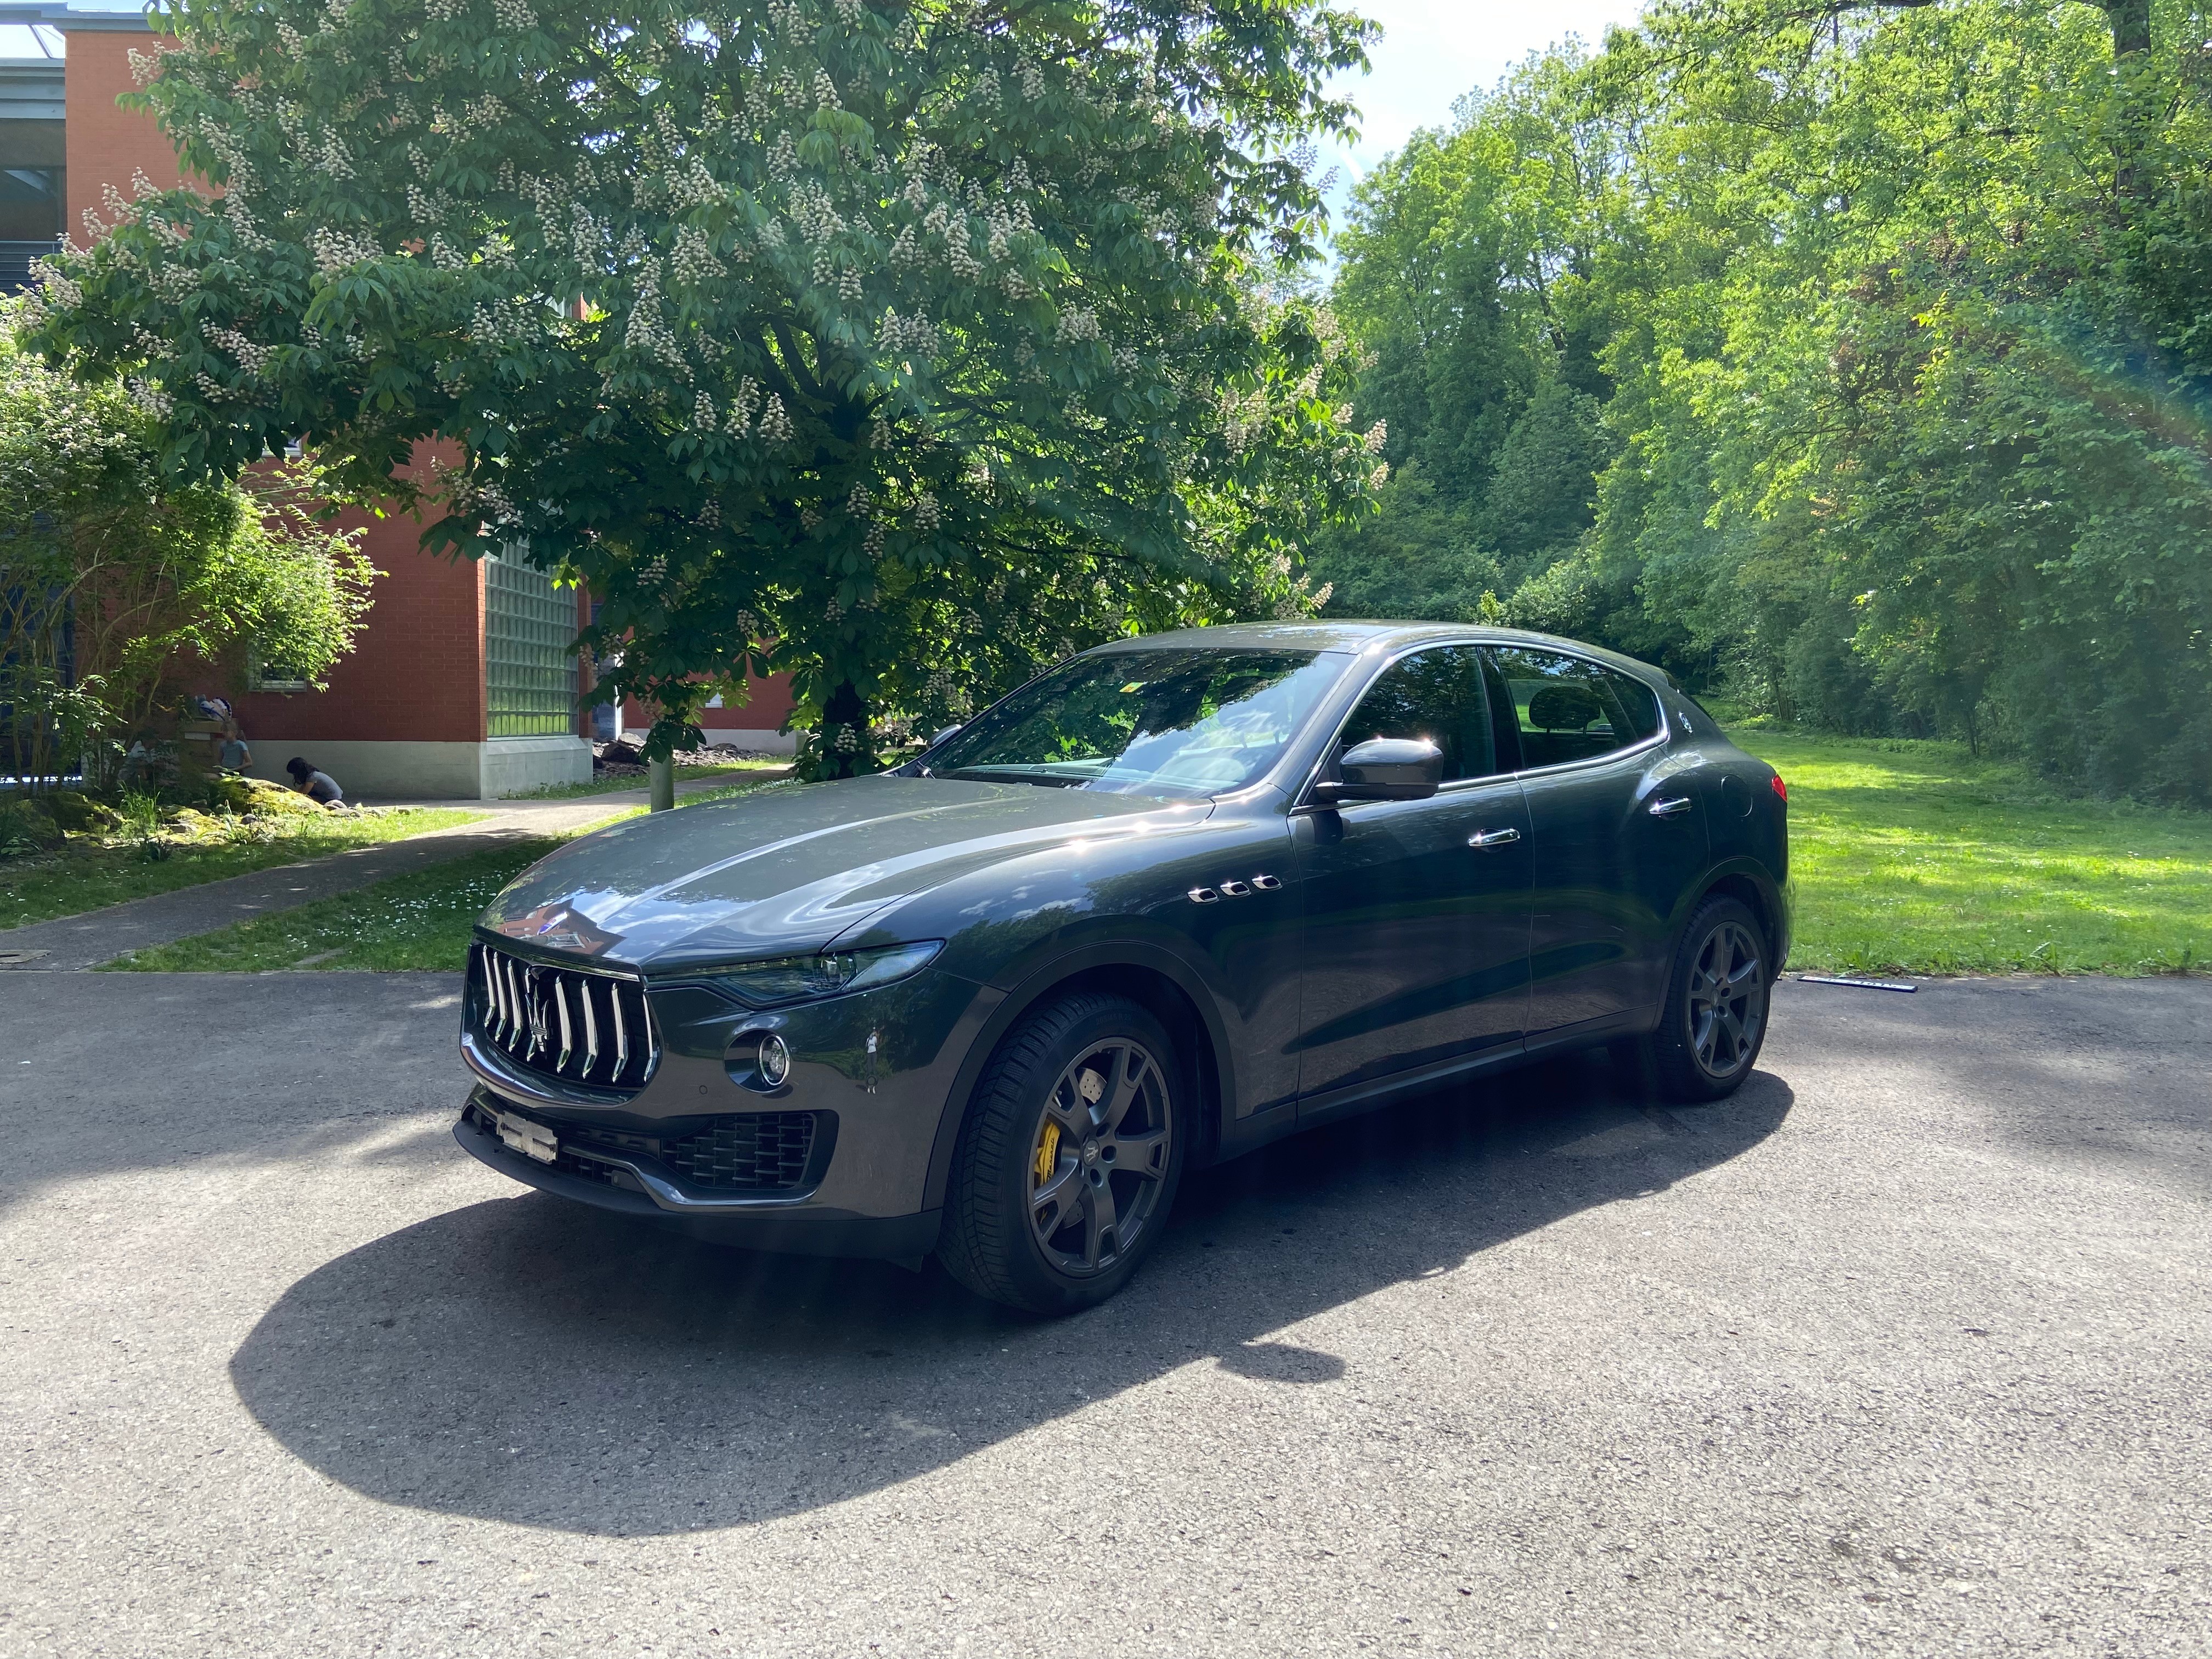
(117, 789, 163, 840)
(43, 789, 121, 834)
(207, 773, 318, 817)
(0, 794, 62, 856)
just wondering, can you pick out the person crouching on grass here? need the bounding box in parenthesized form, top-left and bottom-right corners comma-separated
(285, 757, 346, 809)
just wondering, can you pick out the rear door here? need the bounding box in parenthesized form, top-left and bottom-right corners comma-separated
(1290, 645, 1533, 1109)
(1485, 646, 1711, 1039)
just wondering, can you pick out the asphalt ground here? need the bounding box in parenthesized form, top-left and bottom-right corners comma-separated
(2, 971, 2205, 1657)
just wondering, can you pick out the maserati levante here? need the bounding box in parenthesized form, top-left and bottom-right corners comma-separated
(454, 623, 1788, 1312)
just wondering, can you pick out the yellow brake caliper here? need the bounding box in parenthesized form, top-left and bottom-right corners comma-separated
(1034, 1119, 1061, 1186)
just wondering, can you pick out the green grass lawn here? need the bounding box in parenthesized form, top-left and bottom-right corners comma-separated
(110, 778, 794, 972)
(501, 759, 788, 800)
(102, 737, 2211, 978)
(1734, 727, 2212, 976)
(108, 834, 582, 972)
(0, 806, 484, 933)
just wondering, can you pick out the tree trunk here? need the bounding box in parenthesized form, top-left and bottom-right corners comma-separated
(821, 677, 869, 780)
(2097, 0, 2155, 195)
(2100, 0, 2151, 59)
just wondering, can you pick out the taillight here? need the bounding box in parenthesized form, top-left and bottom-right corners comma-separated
(1770, 772, 1788, 804)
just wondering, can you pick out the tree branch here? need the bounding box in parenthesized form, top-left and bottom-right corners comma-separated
(767, 323, 827, 404)
(1788, 0, 2148, 60)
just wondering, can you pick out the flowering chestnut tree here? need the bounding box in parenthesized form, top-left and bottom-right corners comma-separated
(27, 0, 1384, 771)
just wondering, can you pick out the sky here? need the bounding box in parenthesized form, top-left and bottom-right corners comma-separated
(1317, 0, 1648, 229)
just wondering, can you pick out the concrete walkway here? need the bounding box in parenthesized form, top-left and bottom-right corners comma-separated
(0, 776, 771, 972)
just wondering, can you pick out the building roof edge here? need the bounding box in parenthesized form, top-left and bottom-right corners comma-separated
(0, 2, 152, 32)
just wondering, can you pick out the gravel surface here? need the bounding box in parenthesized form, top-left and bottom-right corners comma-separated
(1, 972, 2204, 1656)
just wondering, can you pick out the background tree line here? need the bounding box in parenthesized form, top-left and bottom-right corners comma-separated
(1308, 0, 2212, 804)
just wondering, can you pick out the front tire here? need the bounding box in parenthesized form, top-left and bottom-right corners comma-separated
(1647, 895, 1772, 1103)
(938, 994, 1186, 1314)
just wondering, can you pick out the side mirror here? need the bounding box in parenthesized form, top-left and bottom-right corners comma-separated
(1314, 737, 1443, 804)
(930, 724, 963, 747)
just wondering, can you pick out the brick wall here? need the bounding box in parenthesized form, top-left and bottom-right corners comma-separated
(65, 31, 493, 752)
(62, 29, 180, 237)
(704, 672, 797, 730)
(619, 672, 797, 736)
(234, 473, 488, 746)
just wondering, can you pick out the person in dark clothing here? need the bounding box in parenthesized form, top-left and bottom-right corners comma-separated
(285, 757, 345, 807)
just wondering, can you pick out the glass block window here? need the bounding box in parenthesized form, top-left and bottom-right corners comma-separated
(486, 546, 576, 737)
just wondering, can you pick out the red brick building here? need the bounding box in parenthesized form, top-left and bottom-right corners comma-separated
(1, 1, 794, 796)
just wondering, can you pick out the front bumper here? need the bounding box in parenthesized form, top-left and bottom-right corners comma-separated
(453, 1095, 943, 1260)
(455, 960, 999, 1259)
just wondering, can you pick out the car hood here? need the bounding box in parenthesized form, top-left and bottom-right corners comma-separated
(477, 774, 1214, 972)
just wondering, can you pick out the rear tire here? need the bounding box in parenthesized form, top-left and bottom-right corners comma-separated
(937, 994, 1186, 1314)
(1649, 895, 1772, 1103)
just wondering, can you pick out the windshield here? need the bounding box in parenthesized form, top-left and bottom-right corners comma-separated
(923, 647, 1350, 798)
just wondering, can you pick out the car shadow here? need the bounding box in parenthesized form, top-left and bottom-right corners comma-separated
(230, 1049, 1792, 1536)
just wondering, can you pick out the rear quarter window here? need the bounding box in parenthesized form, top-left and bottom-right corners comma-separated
(1487, 646, 1665, 766)
(1610, 671, 1663, 741)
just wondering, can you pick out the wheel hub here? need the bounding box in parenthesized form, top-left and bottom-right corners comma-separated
(1688, 919, 1765, 1079)
(1027, 1039, 1173, 1277)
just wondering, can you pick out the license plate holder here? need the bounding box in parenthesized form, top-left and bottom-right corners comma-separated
(495, 1110, 558, 1165)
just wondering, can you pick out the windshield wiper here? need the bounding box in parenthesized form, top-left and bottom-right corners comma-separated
(943, 766, 1091, 789)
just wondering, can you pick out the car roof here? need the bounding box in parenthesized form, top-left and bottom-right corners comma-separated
(1079, 621, 1670, 682)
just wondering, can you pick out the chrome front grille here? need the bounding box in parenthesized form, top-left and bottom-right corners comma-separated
(471, 942, 655, 1091)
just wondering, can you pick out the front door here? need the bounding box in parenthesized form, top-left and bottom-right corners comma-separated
(1291, 646, 1534, 1109)
(1486, 646, 1711, 1037)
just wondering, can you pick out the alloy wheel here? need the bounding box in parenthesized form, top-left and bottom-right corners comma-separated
(1688, 919, 1765, 1080)
(1028, 1038, 1173, 1277)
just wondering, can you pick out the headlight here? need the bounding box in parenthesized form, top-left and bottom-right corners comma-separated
(704, 941, 943, 1007)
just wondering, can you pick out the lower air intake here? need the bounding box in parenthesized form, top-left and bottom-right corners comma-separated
(658, 1112, 819, 1192)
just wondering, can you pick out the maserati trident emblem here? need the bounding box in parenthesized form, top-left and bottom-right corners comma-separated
(525, 968, 551, 1053)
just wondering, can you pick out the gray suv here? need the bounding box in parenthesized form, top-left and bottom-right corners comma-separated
(455, 623, 1789, 1312)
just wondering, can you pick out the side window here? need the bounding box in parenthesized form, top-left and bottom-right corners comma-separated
(1612, 672, 1664, 743)
(1339, 646, 1498, 783)
(1487, 647, 1662, 768)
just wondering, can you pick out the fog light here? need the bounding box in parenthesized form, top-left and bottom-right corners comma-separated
(757, 1033, 791, 1088)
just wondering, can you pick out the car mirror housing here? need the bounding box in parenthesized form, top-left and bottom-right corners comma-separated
(1315, 737, 1444, 804)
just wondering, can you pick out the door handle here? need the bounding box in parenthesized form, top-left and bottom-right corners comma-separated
(1467, 827, 1522, 848)
(1648, 796, 1694, 818)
